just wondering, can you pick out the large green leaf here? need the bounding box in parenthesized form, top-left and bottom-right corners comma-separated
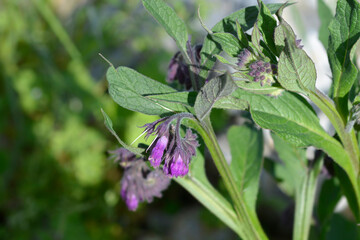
(328, 0, 360, 99)
(317, 0, 333, 49)
(271, 133, 306, 196)
(210, 32, 242, 57)
(107, 66, 188, 115)
(227, 125, 263, 212)
(174, 147, 241, 236)
(256, 0, 277, 55)
(142, 0, 188, 58)
(275, 7, 317, 94)
(317, 178, 342, 240)
(194, 73, 237, 120)
(199, 3, 286, 80)
(231, 89, 353, 177)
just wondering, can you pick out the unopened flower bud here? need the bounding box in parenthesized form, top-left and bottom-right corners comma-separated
(149, 135, 169, 167)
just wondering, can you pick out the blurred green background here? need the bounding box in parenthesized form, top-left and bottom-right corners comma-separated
(1, 0, 357, 239)
(0, 0, 240, 239)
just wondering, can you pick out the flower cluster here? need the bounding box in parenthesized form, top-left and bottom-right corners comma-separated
(236, 48, 277, 86)
(109, 148, 171, 211)
(142, 114, 199, 178)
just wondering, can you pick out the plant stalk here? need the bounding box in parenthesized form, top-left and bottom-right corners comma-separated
(188, 116, 268, 240)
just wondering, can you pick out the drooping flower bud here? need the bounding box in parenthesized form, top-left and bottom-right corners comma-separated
(162, 148, 188, 177)
(166, 45, 202, 90)
(149, 134, 169, 167)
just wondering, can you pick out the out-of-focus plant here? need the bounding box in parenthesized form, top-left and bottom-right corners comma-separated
(1, 0, 210, 239)
(103, 0, 360, 239)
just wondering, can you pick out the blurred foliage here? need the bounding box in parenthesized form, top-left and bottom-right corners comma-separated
(0, 0, 232, 239)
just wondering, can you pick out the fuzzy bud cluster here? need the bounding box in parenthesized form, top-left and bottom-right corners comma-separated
(248, 60, 276, 86)
(142, 114, 199, 178)
(109, 148, 171, 211)
(236, 48, 278, 87)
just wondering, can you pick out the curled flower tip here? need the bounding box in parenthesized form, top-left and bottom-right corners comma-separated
(126, 193, 139, 211)
(295, 38, 304, 49)
(149, 135, 169, 168)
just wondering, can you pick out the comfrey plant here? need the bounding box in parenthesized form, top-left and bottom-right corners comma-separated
(102, 0, 360, 239)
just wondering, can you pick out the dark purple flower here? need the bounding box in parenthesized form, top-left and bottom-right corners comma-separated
(166, 45, 202, 90)
(110, 148, 171, 211)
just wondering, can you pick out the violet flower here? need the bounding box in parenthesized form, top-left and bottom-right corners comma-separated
(142, 113, 199, 178)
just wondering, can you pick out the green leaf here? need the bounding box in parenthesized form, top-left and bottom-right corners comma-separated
(227, 125, 263, 211)
(142, 0, 188, 57)
(231, 89, 353, 176)
(271, 133, 307, 196)
(276, 10, 317, 94)
(107, 66, 187, 115)
(334, 163, 360, 220)
(251, 22, 263, 55)
(174, 147, 241, 236)
(236, 21, 249, 47)
(213, 95, 248, 111)
(148, 91, 197, 108)
(256, 0, 277, 54)
(101, 109, 144, 156)
(199, 3, 286, 81)
(326, 214, 360, 240)
(211, 32, 242, 57)
(317, 178, 342, 240)
(234, 80, 285, 96)
(317, 0, 333, 49)
(194, 73, 237, 120)
(328, 0, 360, 99)
(214, 54, 237, 67)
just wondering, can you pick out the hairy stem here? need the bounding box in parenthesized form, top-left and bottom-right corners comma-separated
(187, 116, 268, 239)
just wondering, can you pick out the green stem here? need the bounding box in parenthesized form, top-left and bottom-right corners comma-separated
(293, 158, 322, 240)
(187, 117, 268, 239)
(309, 89, 360, 214)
